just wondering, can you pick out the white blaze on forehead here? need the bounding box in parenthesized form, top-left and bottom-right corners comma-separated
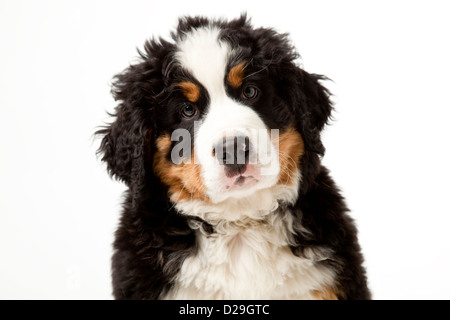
(175, 26, 265, 134)
(175, 26, 230, 99)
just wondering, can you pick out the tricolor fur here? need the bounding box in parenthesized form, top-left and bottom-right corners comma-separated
(96, 15, 370, 300)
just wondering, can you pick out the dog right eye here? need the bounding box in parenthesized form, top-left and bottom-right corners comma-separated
(181, 104, 197, 119)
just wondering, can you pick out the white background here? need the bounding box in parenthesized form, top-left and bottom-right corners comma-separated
(1, 0, 449, 299)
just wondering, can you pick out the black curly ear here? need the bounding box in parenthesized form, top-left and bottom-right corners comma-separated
(96, 103, 149, 187)
(96, 39, 170, 188)
(294, 69, 333, 156)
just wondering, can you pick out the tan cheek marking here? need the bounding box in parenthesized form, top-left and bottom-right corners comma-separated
(227, 61, 246, 88)
(277, 127, 305, 186)
(312, 286, 339, 300)
(153, 135, 209, 203)
(177, 81, 200, 103)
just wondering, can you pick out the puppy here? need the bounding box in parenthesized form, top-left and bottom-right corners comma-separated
(96, 14, 370, 300)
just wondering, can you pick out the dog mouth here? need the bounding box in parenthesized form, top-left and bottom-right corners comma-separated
(225, 174, 259, 191)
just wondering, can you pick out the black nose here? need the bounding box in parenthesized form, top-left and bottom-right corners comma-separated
(214, 136, 250, 177)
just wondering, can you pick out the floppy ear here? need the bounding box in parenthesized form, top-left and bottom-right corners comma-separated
(96, 99, 150, 187)
(96, 39, 168, 189)
(293, 68, 333, 156)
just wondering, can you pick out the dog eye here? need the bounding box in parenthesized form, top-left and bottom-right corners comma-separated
(242, 86, 258, 100)
(181, 104, 197, 118)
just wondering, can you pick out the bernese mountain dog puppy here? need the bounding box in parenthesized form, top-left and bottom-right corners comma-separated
(96, 14, 370, 300)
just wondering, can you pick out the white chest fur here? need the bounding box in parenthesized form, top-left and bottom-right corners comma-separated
(164, 212, 336, 300)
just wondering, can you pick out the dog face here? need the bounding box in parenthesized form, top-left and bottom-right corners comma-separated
(97, 15, 332, 221)
(156, 25, 296, 205)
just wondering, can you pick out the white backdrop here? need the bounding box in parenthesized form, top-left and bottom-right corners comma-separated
(1, 0, 449, 299)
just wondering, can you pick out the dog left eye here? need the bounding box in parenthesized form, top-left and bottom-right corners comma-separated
(242, 85, 258, 100)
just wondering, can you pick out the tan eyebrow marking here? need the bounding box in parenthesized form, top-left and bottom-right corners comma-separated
(227, 61, 247, 88)
(177, 81, 201, 103)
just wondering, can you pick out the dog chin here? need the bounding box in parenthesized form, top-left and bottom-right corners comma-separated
(172, 165, 299, 222)
(210, 182, 261, 203)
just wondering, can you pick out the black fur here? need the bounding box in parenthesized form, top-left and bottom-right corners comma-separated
(96, 14, 370, 300)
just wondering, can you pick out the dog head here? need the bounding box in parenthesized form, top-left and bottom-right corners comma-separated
(97, 15, 332, 221)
